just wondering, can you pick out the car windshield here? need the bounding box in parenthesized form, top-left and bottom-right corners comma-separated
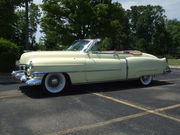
(67, 40, 90, 51)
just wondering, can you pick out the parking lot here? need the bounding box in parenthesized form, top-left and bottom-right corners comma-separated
(0, 69, 180, 135)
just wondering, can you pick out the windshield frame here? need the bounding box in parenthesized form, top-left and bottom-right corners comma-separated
(85, 39, 101, 53)
(67, 39, 93, 52)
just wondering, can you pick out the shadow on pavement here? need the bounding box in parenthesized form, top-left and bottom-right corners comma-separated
(0, 74, 20, 85)
(19, 80, 173, 99)
(0, 81, 20, 85)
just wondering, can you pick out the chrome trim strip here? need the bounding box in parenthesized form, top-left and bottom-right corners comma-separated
(125, 58, 129, 80)
(91, 52, 130, 55)
(31, 64, 84, 67)
(33, 68, 121, 74)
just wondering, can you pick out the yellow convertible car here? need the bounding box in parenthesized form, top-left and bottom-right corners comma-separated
(12, 39, 171, 94)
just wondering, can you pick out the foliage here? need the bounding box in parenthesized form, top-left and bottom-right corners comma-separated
(41, 0, 129, 50)
(94, 2, 130, 50)
(0, 0, 179, 58)
(15, 3, 41, 50)
(0, 0, 32, 42)
(0, 39, 19, 72)
(100, 37, 112, 51)
(128, 5, 170, 55)
(41, 1, 176, 54)
(0, 0, 17, 41)
(166, 19, 180, 57)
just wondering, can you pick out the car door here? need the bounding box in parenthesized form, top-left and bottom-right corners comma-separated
(85, 41, 126, 82)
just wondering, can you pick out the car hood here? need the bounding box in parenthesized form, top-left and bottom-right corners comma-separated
(19, 51, 85, 65)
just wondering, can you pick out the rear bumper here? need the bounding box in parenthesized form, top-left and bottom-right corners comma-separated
(163, 67, 171, 74)
(11, 70, 42, 86)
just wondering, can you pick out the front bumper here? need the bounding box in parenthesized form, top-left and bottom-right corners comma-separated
(11, 70, 43, 86)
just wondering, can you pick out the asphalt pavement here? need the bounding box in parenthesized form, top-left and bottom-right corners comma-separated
(0, 69, 180, 135)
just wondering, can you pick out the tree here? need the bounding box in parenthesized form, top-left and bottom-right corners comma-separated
(0, 0, 17, 41)
(0, 39, 19, 72)
(93, 2, 130, 50)
(41, 0, 96, 49)
(166, 19, 180, 57)
(15, 3, 41, 49)
(41, 0, 129, 50)
(128, 5, 169, 55)
(0, 0, 32, 42)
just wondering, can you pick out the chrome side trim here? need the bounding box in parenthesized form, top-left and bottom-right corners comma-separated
(91, 52, 130, 55)
(125, 58, 129, 80)
(33, 68, 121, 74)
(30, 64, 84, 67)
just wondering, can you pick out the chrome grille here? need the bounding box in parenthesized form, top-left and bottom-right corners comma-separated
(19, 65, 27, 70)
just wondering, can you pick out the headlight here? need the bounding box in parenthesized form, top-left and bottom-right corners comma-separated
(27, 61, 33, 76)
(28, 61, 33, 69)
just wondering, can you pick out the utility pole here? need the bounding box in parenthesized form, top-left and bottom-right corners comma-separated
(25, 0, 29, 50)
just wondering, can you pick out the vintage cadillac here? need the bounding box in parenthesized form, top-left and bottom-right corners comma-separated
(12, 39, 171, 94)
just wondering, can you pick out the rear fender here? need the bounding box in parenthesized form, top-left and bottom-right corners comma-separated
(127, 57, 167, 79)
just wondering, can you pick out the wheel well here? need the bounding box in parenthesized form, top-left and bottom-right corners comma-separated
(63, 73, 72, 85)
(42, 73, 48, 85)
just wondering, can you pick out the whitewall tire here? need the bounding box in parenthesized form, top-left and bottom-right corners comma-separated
(139, 75, 153, 86)
(44, 73, 66, 94)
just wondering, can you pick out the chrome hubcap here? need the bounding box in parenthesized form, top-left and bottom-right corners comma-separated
(140, 75, 152, 85)
(51, 78, 59, 85)
(45, 73, 66, 94)
(48, 76, 60, 88)
(142, 76, 149, 81)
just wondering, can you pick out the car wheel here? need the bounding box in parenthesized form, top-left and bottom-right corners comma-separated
(44, 73, 66, 94)
(139, 75, 153, 86)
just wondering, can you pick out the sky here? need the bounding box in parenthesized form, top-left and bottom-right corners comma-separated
(34, 0, 180, 42)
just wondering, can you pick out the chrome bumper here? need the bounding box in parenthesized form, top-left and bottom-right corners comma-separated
(163, 67, 171, 74)
(11, 70, 42, 86)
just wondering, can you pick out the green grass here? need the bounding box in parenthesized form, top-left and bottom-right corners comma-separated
(168, 59, 180, 66)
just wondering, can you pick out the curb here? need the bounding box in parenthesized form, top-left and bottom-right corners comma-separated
(170, 66, 180, 69)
